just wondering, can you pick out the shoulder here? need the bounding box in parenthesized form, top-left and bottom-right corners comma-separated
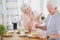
(47, 14, 50, 19)
(54, 11, 60, 23)
(54, 11, 60, 18)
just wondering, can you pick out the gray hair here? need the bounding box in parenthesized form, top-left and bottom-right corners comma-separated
(21, 4, 30, 12)
(47, 0, 60, 9)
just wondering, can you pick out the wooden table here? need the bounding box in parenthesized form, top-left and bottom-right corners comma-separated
(19, 36, 47, 40)
(3, 31, 48, 40)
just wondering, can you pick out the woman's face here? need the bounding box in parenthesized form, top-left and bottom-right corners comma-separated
(25, 7, 32, 14)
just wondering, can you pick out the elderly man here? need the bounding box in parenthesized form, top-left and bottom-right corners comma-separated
(37, 0, 60, 40)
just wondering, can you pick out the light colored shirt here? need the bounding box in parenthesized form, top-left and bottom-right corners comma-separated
(46, 11, 60, 40)
(22, 11, 40, 31)
(22, 14, 32, 30)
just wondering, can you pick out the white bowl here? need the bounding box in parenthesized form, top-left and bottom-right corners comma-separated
(20, 32, 25, 34)
(19, 34, 26, 36)
(27, 34, 32, 37)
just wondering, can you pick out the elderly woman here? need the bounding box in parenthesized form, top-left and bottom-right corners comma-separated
(21, 4, 42, 31)
(21, 4, 33, 31)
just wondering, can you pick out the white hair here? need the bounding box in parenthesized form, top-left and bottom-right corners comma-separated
(47, 0, 60, 9)
(21, 4, 30, 12)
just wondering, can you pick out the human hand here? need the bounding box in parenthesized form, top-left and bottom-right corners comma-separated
(37, 34, 46, 38)
(35, 24, 40, 28)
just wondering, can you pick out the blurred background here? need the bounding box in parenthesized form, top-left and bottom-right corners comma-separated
(0, 0, 60, 30)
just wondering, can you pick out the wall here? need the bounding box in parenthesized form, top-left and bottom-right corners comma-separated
(0, 0, 3, 24)
(0, 0, 49, 29)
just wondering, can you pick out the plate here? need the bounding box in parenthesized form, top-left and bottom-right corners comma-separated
(19, 34, 26, 36)
(3, 34, 13, 37)
(27, 34, 32, 37)
(3, 32, 13, 37)
(36, 29, 46, 34)
(27, 33, 38, 38)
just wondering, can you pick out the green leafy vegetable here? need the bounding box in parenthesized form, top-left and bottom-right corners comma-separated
(41, 16, 45, 21)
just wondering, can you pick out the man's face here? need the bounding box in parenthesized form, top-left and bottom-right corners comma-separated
(47, 3, 55, 14)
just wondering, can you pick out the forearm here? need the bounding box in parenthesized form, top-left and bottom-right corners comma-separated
(49, 34, 60, 39)
(39, 26, 47, 31)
